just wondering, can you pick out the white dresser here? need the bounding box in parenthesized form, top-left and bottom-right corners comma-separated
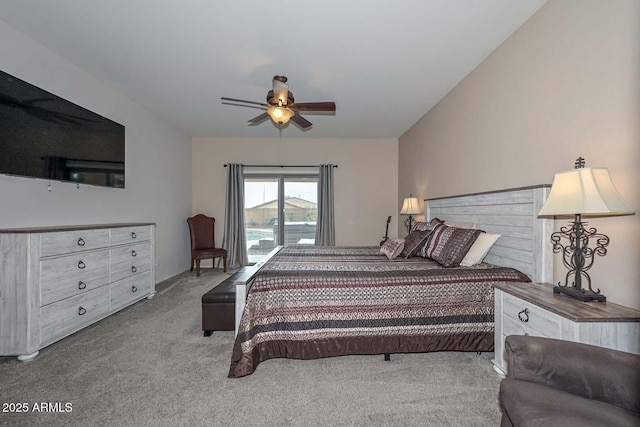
(493, 282, 640, 376)
(0, 223, 155, 361)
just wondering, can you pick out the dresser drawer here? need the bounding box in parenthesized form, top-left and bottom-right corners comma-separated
(111, 226, 150, 246)
(40, 286, 110, 346)
(110, 271, 152, 312)
(503, 292, 561, 338)
(40, 229, 110, 257)
(110, 243, 151, 282)
(40, 250, 110, 306)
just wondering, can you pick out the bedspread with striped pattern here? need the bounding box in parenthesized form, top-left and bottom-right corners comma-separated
(229, 245, 530, 378)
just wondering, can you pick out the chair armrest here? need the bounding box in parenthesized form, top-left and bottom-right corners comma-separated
(504, 335, 640, 414)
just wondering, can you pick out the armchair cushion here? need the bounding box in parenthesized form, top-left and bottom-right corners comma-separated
(500, 335, 640, 427)
(500, 378, 640, 427)
(505, 335, 640, 413)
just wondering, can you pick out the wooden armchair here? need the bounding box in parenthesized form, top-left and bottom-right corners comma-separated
(187, 214, 227, 276)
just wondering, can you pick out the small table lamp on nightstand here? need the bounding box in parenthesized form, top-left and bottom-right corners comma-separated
(538, 157, 635, 302)
(400, 194, 421, 233)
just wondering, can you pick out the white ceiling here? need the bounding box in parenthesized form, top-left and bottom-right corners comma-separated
(0, 0, 547, 139)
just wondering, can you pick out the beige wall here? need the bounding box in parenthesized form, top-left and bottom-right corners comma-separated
(398, 0, 640, 309)
(0, 20, 193, 282)
(192, 137, 399, 258)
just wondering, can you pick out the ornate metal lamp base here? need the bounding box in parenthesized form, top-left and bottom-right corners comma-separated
(403, 215, 414, 233)
(549, 212, 609, 304)
(553, 285, 606, 302)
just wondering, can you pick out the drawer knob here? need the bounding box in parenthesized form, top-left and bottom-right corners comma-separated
(131, 250, 137, 257)
(132, 285, 138, 293)
(77, 237, 85, 246)
(131, 266, 137, 273)
(78, 281, 87, 290)
(78, 260, 86, 269)
(131, 231, 137, 239)
(518, 308, 530, 323)
(78, 307, 86, 316)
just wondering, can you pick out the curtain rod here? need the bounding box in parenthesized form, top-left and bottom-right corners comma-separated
(224, 164, 338, 168)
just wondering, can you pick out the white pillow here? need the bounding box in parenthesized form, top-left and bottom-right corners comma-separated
(380, 238, 405, 260)
(460, 232, 501, 266)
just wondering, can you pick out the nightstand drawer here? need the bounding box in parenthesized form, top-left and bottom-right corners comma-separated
(503, 292, 561, 338)
(503, 314, 560, 339)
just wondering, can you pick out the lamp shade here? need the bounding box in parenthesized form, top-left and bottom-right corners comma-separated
(539, 167, 635, 217)
(400, 197, 422, 215)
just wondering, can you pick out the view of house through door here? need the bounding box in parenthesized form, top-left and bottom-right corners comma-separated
(244, 175, 318, 263)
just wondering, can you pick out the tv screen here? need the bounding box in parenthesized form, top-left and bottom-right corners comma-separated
(0, 69, 125, 188)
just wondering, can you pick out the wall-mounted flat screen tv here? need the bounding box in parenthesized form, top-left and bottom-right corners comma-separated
(0, 69, 125, 188)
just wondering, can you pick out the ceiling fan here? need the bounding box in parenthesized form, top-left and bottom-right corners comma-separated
(221, 75, 336, 129)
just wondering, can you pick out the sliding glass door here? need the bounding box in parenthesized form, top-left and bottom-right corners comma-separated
(282, 177, 318, 246)
(244, 177, 279, 263)
(244, 175, 318, 263)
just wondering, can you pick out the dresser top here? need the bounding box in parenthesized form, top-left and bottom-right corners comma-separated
(0, 223, 155, 234)
(494, 282, 640, 322)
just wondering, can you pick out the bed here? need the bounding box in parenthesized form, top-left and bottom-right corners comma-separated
(229, 186, 552, 378)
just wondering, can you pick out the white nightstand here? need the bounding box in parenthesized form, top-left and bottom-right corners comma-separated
(492, 282, 640, 376)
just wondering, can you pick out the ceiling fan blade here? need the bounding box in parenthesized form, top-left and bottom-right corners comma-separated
(222, 102, 266, 111)
(290, 102, 336, 112)
(248, 112, 270, 124)
(272, 76, 289, 105)
(290, 113, 312, 129)
(221, 97, 269, 107)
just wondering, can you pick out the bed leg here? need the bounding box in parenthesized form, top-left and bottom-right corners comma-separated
(476, 351, 481, 355)
(384, 353, 390, 361)
(203, 331, 213, 337)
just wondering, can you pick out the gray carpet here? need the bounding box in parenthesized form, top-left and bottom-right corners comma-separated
(0, 268, 503, 426)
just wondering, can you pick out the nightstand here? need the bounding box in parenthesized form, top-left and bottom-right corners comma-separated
(492, 282, 640, 376)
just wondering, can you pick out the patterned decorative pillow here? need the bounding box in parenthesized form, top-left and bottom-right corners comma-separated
(411, 221, 429, 232)
(424, 224, 482, 267)
(400, 230, 432, 258)
(380, 238, 405, 260)
(444, 220, 478, 229)
(411, 217, 443, 232)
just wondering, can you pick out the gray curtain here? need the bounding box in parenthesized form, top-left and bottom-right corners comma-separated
(315, 164, 335, 246)
(222, 164, 248, 268)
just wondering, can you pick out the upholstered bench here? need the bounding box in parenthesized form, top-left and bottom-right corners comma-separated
(201, 249, 282, 337)
(201, 279, 235, 336)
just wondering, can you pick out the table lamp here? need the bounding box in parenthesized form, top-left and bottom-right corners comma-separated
(400, 194, 421, 233)
(538, 157, 635, 302)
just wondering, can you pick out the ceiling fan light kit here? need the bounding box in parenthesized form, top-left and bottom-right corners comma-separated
(222, 75, 336, 130)
(267, 106, 294, 124)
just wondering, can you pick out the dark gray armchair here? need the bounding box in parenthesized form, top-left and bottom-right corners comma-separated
(499, 335, 640, 427)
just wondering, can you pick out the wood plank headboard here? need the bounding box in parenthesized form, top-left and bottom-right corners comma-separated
(426, 185, 553, 283)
